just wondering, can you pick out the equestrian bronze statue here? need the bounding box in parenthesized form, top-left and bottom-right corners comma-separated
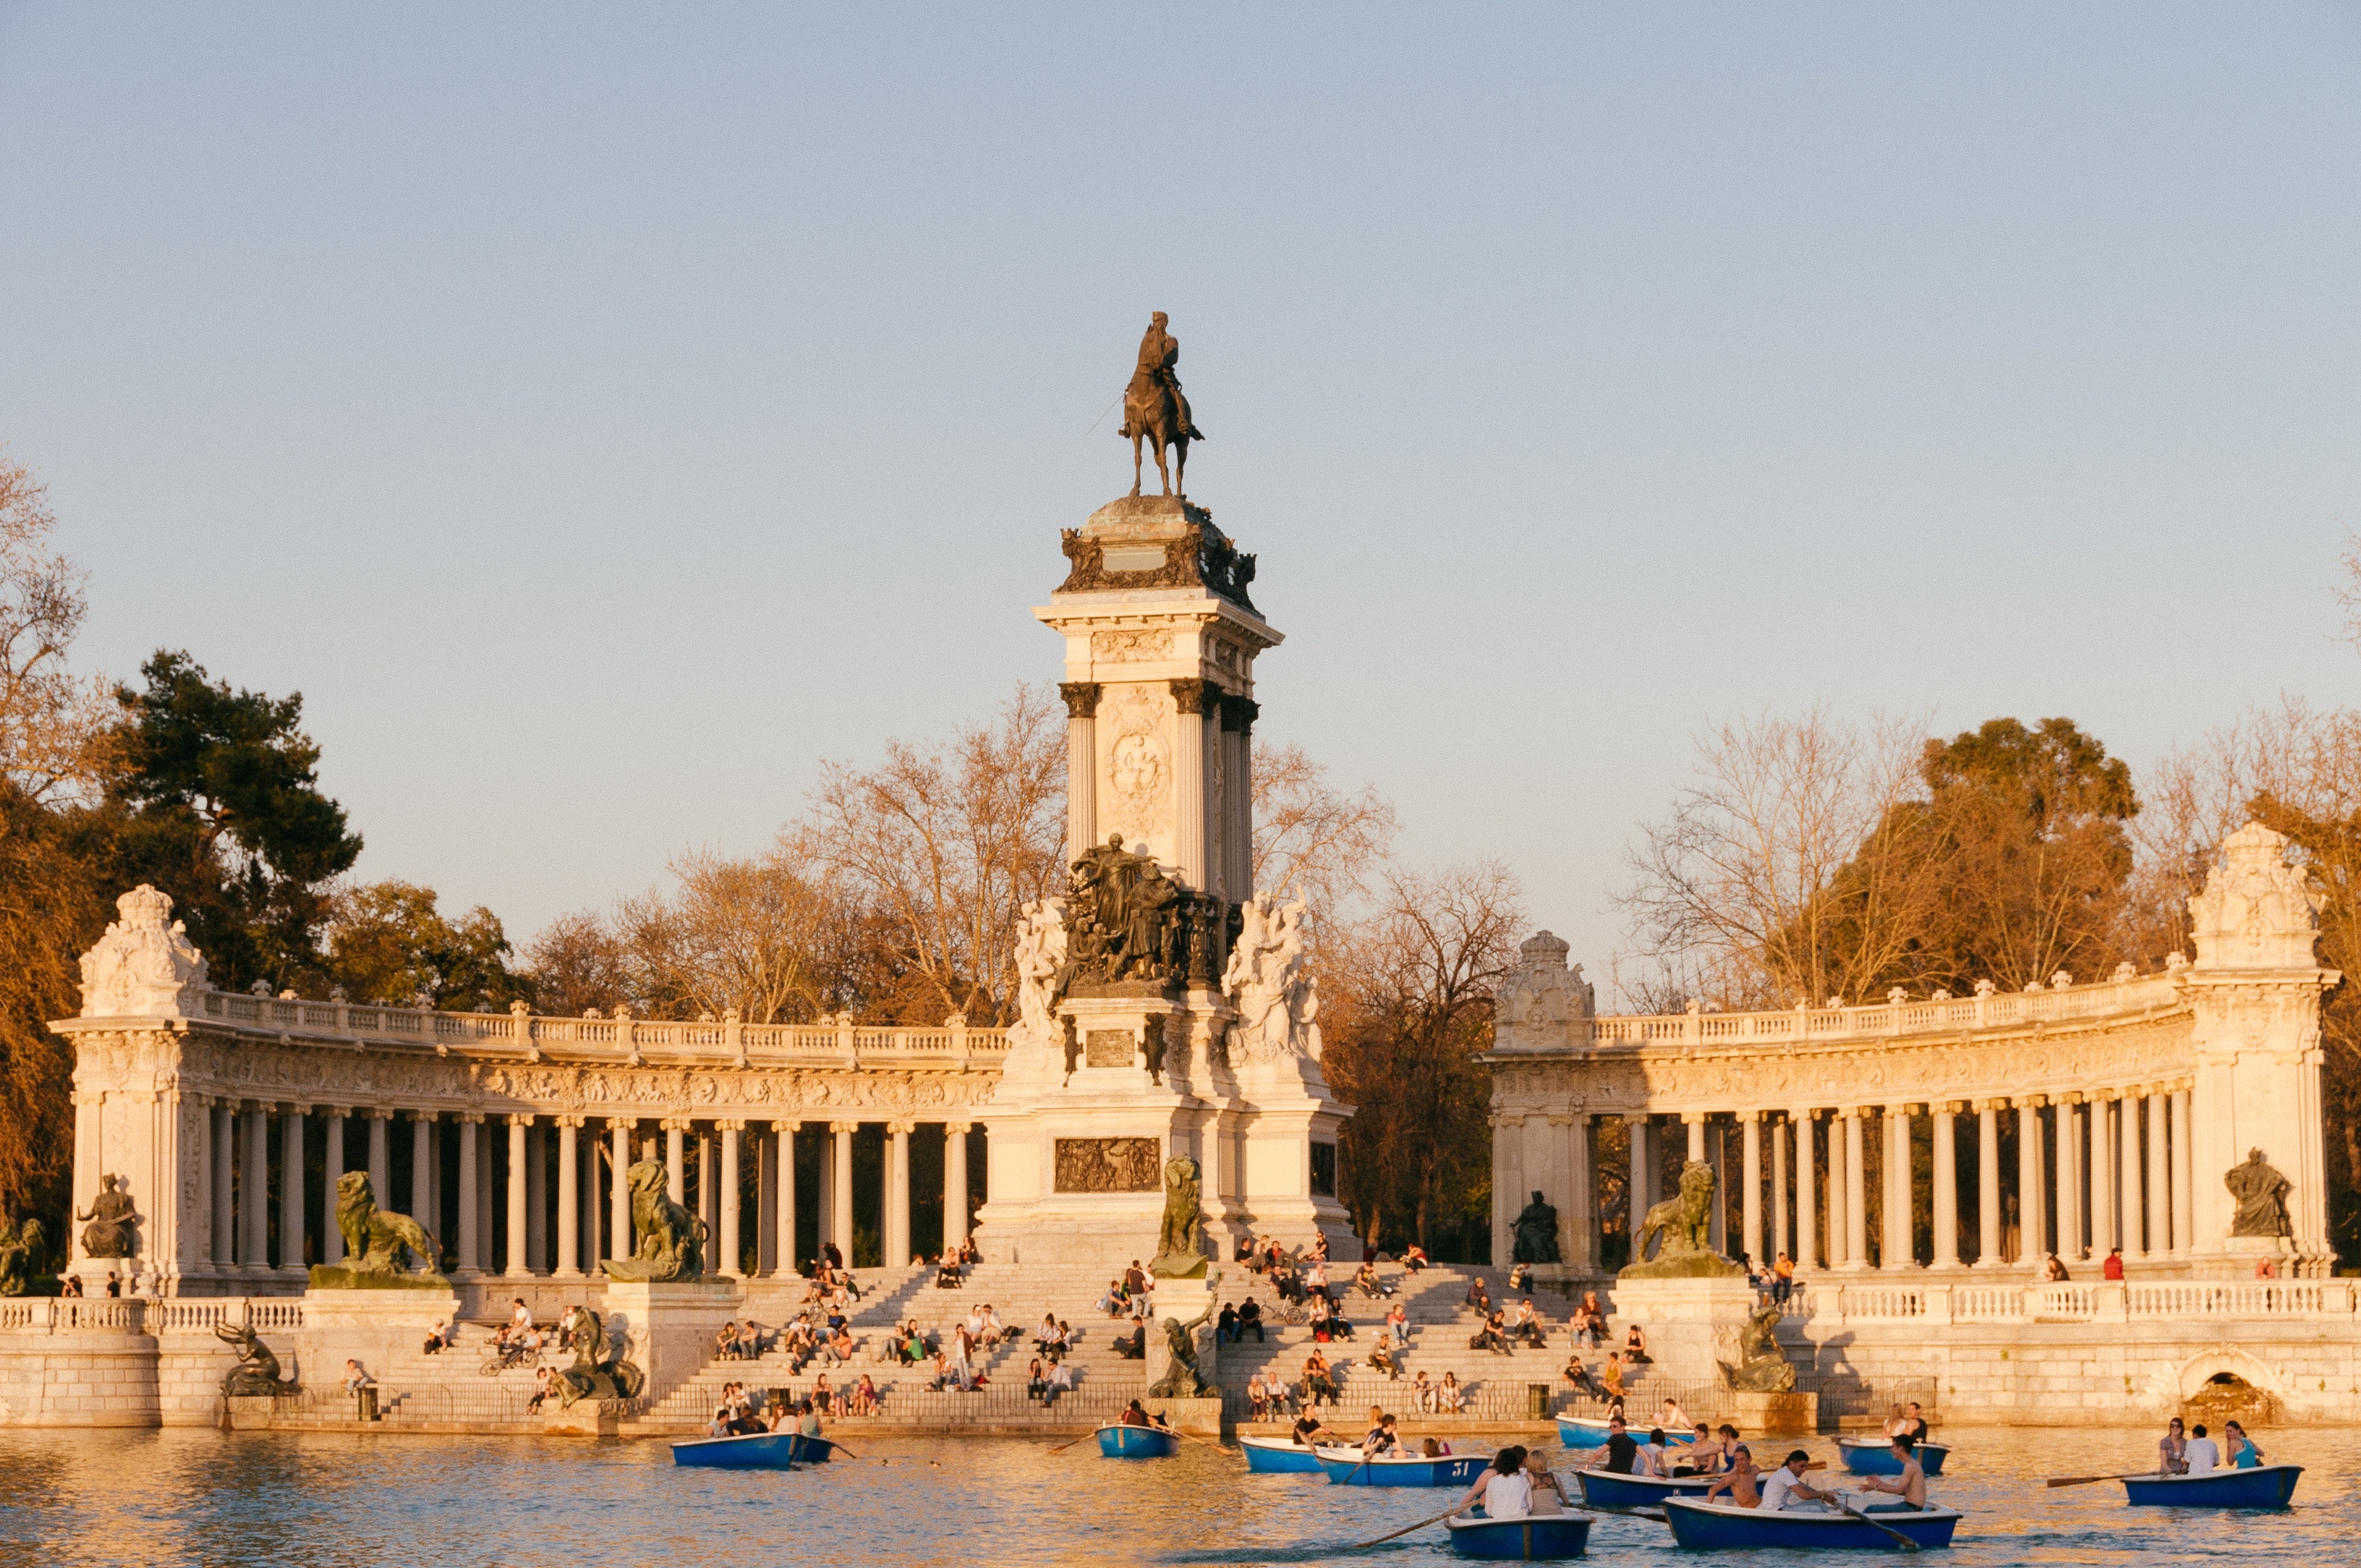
(1121, 312, 1204, 498)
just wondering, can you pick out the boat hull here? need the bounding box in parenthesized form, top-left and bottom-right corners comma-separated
(670, 1431, 833, 1469)
(1660, 1499, 1962, 1551)
(1573, 1468, 1714, 1509)
(1316, 1448, 1491, 1487)
(2120, 1465, 2302, 1509)
(1098, 1425, 1179, 1458)
(1553, 1417, 1698, 1451)
(1240, 1435, 1326, 1473)
(1445, 1514, 1594, 1560)
(1839, 1439, 1951, 1477)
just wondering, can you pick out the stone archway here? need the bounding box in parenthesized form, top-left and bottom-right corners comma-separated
(2171, 1349, 2282, 1426)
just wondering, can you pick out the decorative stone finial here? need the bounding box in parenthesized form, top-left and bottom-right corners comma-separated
(2188, 821, 2323, 971)
(1492, 929, 1595, 1052)
(76, 885, 209, 1020)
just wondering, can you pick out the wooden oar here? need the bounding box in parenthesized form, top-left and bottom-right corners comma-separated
(1342, 1501, 1465, 1551)
(2046, 1470, 2161, 1488)
(1046, 1428, 1099, 1455)
(1583, 1503, 1670, 1523)
(1830, 1495, 1921, 1554)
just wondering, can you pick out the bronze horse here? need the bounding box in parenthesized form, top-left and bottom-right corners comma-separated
(1121, 312, 1203, 498)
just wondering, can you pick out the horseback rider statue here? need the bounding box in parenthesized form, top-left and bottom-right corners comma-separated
(1121, 312, 1205, 499)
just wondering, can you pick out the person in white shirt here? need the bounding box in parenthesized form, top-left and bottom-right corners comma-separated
(1633, 1429, 1675, 1478)
(2184, 1424, 2221, 1474)
(1759, 1451, 1838, 1512)
(1450, 1447, 1534, 1521)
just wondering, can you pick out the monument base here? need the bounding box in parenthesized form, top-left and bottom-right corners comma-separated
(1608, 1275, 1764, 1381)
(306, 1265, 451, 1292)
(602, 1278, 741, 1402)
(543, 1398, 621, 1436)
(305, 1287, 463, 1388)
(1732, 1389, 1820, 1435)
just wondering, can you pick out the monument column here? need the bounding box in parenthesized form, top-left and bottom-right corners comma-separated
(241, 1104, 271, 1268)
(2145, 1090, 2169, 1258)
(1684, 1112, 1706, 1164)
(719, 1122, 743, 1277)
(367, 1109, 392, 1209)
(773, 1120, 799, 1274)
(1739, 1111, 1763, 1266)
(1931, 1102, 1960, 1268)
(2056, 1096, 2083, 1261)
(1880, 1106, 1913, 1271)
(831, 1122, 856, 1261)
(697, 1132, 716, 1256)
(319, 1109, 344, 1266)
(504, 1115, 531, 1277)
(2090, 1092, 2117, 1258)
(1842, 1109, 1868, 1271)
(556, 1117, 582, 1278)
(885, 1120, 914, 1266)
(2170, 1084, 2194, 1257)
(1975, 1101, 2003, 1268)
(211, 1102, 234, 1268)
(456, 1112, 482, 1275)
(1059, 682, 1099, 862)
(1492, 1114, 1524, 1264)
(1562, 1113, 1594, 1271)
(1169, 678, 1211, 890)
(1623, 1115, 1648, 1255)
(1792, 1112, 1818, 1271)
(610, 1120, 632, 1261)
(410, 1112, 436, 1244)
(945, 1122, 971, 1251)
(665, 1122, 687, 1205)
(1770, 1115, 1790, 1264)
(2014, 1098, 2044, 1267)
(2119, 1088, 2146, 1260)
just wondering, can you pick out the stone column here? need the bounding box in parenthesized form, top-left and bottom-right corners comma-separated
(831, 1122, 856, 1261)
(505, 1115, 531, 1277)
(2056, 1097, 2083, 1261)
(1492, 1113, 1525, 1264)
(1233, 698, 1259, 900)
(410, 1112, 436, 1240)
(1881, 1106, 1914, 1271)
(1685, 1113, 1706, 1164)
(276, 1104, 306, 1274)
(456, 1113, 482, 1274)
(2016, 1098, 2046, 1268)
(885, 1120, 914, 1266)
(211, 1102, 234, 1267)
(322, 1110, 346, 1266)
(2144, 1091, 2168, 1260)
(1563, 1114, 1595, 1271)
(945, 1122, 970, 1253)
(556, 1118, 582, 1277)
(775, 1120, 799, 1274)
(1740, 1112, 1763, 1267)
(697, 1133, 716, 1256)
(666, 1122, 687, 1205)
(1842, 1109, 1868, 1271)
(1823, 1110, 1845, 1268)
(1771, 1115, 1790, 1264)
(1932, 1102, 1960, 1268)
(1060, 682, 1099, 864)
(610, 1121, 632, 1261)
(241, 1104, 271, 1268)
(719, 1122, 743, 1277)
(2119, 1089, 2145, 1261)
(1169, 678, 1210, 890)
(2170, 1084, 2194, 1257)
(2090, 1093, 2117, 1258)
(367, 1109, 392, 1209)
(526, 1122, 548, 1271)
(1975, 1102, 2003, 1269)
(1792, 1112, 1818, 1271)
(1624, 1115, 1648, 1255)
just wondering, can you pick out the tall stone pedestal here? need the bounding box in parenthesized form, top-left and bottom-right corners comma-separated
(304, 1287, 461, 1388)
(1732, 1389, 1820, 1435)
(1607, 1275, 1762, 1384)
(603, 1279, 741, 1404)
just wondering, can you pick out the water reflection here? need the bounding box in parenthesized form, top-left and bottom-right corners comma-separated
(0, 1425, 2351, 1566)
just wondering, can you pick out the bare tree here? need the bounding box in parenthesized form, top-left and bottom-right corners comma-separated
(616, 846, 846, 1023)
(522, 911, 634, 1018)
(0, 448, 109, 804)
(1615, 708, 1940, 1009)
(1251, 741, 1399, 923)
(801, 685, 1065, 1024)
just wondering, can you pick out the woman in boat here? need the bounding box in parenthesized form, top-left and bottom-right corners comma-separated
(1523, 1449, 1570, 1514)
(799, 1397, 824, 1441)
(1449, 1446, 1533, 1521)
(2224, 1420, 2263, 1468)
(1856, 1433, 1927, 1512)
(1422, 1436, 1455, 1457)
(2158, 1415, 2188, 1474)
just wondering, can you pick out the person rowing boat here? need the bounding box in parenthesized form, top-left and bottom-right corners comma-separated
(1855, 1434, 1927, 1512)
(1760, 1450, 1841, 1512)
(1700, 1445, 1762, 1507)
(1447, 1446, 1533, 1521)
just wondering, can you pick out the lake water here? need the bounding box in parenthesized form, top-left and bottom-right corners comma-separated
(0, 1426, 2353, 1565)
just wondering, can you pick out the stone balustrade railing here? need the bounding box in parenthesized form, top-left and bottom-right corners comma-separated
(0, 1297, 306, 1335)
(1790, 1278, 2354, 1326)
(195, 989, 1010, 1066)
(1582, 971, 2183, 1050)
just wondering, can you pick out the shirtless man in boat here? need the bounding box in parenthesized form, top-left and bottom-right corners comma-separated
(1701, 1446, 1762, 1507)
(1855, 1433, 1928, 1512)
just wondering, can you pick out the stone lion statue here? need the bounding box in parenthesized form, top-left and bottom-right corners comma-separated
(1719, 1301, 1796, 1393)
(216, 1322, 299, 1397)
(1621, 1159, 1745, 1279)
(328, 1172, 443, 1281)
(602, 1159, 706, 1282)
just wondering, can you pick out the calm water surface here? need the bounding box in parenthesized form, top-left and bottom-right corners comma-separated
(0, 1426, 2354, 1566)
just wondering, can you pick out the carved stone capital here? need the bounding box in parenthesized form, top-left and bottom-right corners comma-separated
(456, 1111, 485, 1125)
(1059, 681, 1102, 720)
(829, 1120, 858, 1135)
(1167, 677, 1212, 716)
(887, 1119, 917, 1135)
(506, 1112, 535, 1127)
(367, 1107, 397, 1121)
(410, 1109, 439, 1124)
(1224, 694, 1260, 735)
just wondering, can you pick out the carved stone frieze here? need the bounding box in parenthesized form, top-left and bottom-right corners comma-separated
(1090, 629, 1173, 662)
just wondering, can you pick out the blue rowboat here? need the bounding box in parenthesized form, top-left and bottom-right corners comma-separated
(1839, 1438, 1952, 1477)
(1554, 1416, 1698, 1449)
(1660, 1497, 1962, 1551)
(1573, 1467, 1716, 1509)
(1098, 1423, 1179, 1458)
(1239, 1434, 1326, 1473)
(1316, 1446, 1491, 1487)
(2121, 1465, 2302, 1509)
(671, 1430, 835, 1468)
(1445, 1512, 1595, 1559)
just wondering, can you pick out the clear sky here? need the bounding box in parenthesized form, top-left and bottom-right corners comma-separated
(4, 4, 2357, 996)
